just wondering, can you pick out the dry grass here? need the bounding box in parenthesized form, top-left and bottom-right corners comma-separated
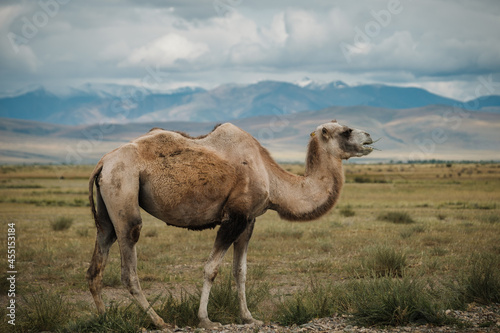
(0, 163, 499, 330)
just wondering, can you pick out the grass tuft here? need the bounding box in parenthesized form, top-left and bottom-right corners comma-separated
(378, 211, 415, 224)
(363, 246, 407, 277)
(348, 277, 448, 327)
(276, 279, 348, 326)
(339, 205, 355, 217)
(277, 296, 314, 326)
(207, 271, 268, 324)
(157, 290, 199, 327)
(17, 291, 72, 332)
(51, 216, 74, 231)
(103, 264, 122, 287)
(145, 229, 158, 237)
(460, 253, 500, 304)
(64, 301, 154, 333)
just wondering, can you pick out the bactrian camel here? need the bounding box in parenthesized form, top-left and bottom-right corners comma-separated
(86, 120, 374, 329)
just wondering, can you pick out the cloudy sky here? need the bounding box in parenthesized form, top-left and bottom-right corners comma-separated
(1, 0, 500, 101)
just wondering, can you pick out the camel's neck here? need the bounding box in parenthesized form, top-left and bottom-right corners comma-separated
(268, 137, 344, 221)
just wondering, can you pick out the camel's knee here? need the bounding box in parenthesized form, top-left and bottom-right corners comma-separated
(128, 223, 142, 244)
(87, 244, 104, 280)
(86, 262, 100, 283)
(204, 263, 219, 283)
(117, 217, 142, 244)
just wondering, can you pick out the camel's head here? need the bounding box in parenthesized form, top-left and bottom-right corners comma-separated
(312, 120, 374, 160)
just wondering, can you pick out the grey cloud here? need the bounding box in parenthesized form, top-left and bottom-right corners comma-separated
(0, 0, 499, 99)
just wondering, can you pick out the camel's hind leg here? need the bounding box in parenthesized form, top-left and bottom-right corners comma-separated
(86, 189, 117, 314)
(98, 167, 168, 329)
(107, 207, 168, 329)
(198, 214, 249, 329)
(233, 218, 262, 325)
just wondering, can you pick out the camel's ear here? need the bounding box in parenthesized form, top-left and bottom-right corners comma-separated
(331, 119, 337, 123)
(321, 127, 330, 140)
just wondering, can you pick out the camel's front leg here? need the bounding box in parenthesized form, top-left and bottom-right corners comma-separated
(198, 215, 249, 329)
(233, 218, 263, 326)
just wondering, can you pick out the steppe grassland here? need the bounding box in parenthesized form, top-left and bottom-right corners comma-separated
(0, 163, 499, 326)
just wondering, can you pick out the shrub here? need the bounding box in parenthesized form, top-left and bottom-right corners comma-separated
(51, 216, 73, 231)
(378, 211, 415, 224)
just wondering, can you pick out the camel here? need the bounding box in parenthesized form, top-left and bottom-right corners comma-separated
(86, 120, 373, 329)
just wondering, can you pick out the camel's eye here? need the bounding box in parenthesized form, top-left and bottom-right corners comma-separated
(341, 128, 352, 138)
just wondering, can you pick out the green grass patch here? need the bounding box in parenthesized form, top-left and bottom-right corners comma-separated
(438, 201, 497, 210)
(0, 184, 43, 189)
(352, 176, 389, 184)
(378, 211, 415, 224)
(51, 216, 74, 231)
(481, 214, 500, 224)
(339, 204, 355, 217)
(0, 197, 89, 207)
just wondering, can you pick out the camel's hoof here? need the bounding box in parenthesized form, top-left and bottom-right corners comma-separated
(243, 318, 264, 326)
(198, 319, 222, 329)
(153, 318, 173, 331)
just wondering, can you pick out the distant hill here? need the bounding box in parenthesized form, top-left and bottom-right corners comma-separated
(1, 105, 498, 164)
(1, 81, 499, 125)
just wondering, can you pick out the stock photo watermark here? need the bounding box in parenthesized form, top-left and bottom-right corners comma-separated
(339, 0, 410, 64)
(407, 74, 498, 161)
(213, 0, 243, 17)
(6, 222, 17, 326)
(7, 0, 72, 54)
(255, 106, 295, 143)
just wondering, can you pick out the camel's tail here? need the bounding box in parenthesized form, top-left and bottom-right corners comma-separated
(89, 161, 104, 231)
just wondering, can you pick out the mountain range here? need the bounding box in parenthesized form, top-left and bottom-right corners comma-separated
(1, 80, 499, 125)
(1, 80, 499, 164)
(1, 105, 499, 164)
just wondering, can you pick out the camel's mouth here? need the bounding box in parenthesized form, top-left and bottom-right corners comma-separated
(361, 142, 374, 155)
(360, 137, 381, 155)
